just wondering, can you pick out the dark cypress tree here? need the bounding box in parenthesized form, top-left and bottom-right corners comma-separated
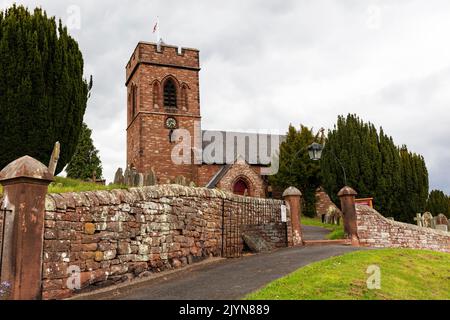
(321, 114, 429, 222)
(66, 123, 103, 181)
(0, 5, 92, 173)
(269, 125, 321, 217)
(425, 190, 449, 217)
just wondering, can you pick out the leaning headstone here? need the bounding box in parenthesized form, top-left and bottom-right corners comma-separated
(422, 212, 434, 228)
(114, 168, 124, 185)
(48, 142, 61, 176)
(242, 232, 274, 253)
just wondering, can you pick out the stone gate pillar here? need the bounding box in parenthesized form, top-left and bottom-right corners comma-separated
(338, 186, 359, 246)
(0, 156, 54, 300)
(283, 187, 304, 246)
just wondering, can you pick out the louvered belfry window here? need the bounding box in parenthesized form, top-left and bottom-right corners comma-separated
(164, 79, 177, 108)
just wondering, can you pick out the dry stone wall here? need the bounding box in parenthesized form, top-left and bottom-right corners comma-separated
(41, 185, 289, 300)
(356, 205, 450, 253)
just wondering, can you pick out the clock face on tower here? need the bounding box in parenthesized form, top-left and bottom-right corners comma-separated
(165, 117, 178, 129)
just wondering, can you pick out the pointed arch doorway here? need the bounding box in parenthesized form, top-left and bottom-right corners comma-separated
(233, 178, 250, 196)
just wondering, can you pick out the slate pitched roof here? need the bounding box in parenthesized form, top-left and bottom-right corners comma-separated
(201, 130, 286, 166)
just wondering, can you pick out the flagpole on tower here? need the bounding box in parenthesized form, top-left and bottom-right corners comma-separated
(157, 16, 160, 44)
(153, 16, 161, 44)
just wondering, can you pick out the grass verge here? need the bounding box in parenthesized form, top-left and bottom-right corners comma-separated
(48, 177, 126, 193)
(1, 176, 126, 195)
(245, 249, 450, 300)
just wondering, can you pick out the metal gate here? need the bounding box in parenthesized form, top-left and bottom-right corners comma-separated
(221, 197, 287, 258)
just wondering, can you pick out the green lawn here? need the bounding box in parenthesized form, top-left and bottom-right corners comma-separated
(0, 176, 126, 194)
(301, 216, 345, 240)
(246, 249, 450, 300)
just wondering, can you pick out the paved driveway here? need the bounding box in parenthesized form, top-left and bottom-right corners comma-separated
(302, 225, 331, 241)
(85, 245, 362, 300)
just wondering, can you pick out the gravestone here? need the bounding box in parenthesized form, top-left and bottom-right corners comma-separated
(174, 175, 188, 186)
(242, 232, 274, 253)
(324, 206, 341, 225)
(113, 168, 124, 185)
(422, 212, 434, 229)
(123, 166, 141, 187)
(124, 167, 132, 186)
(414, 213, 423, 227)
(435, 214, 448, 232)
(144, 168, 157, 186)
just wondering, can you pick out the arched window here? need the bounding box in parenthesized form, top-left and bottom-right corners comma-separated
(233, 178, 249, 196)
(164, 78, 177, 108)
(131, 84, 138, 118)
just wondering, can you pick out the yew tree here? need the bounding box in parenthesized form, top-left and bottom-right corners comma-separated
(0, 5, 92, 173)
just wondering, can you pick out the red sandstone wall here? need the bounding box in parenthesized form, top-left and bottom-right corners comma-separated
(356, 205, 450, 253)
(42, 185, 289, 300)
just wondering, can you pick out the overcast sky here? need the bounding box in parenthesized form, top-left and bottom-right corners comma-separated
(2, 0, 449, 194)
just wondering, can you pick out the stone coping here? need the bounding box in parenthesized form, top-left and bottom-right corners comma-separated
(356, 204, 450, 236)
(46, 185, 284, 211)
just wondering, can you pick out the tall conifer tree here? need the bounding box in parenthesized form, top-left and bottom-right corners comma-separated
(269, 125, 321, 217)
(0, 5, 92, 173)
(66, 123, 103, 181)
(321, 114, 429, 222)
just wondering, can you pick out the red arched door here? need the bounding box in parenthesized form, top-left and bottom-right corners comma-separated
(233, 178, 249, 196)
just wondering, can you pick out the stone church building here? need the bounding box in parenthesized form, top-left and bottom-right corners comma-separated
(125, 42, 283, 198)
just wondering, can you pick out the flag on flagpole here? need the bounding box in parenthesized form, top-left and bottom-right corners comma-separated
(153, 16, 160, 44)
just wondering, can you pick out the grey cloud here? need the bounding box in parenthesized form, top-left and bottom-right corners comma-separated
(1, 0, 449, 194)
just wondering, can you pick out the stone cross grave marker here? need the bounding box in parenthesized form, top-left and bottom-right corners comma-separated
(414, 213, 423, 227)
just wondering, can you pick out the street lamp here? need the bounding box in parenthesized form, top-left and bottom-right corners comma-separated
(287, 130, 347, 186)
(312, 143, 348, 187)
(307, 143, 324, 161)
(288, 142, 322, 177)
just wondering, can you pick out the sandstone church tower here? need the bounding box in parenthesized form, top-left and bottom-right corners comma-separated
(125, 42, 202, 184)
(125, 41, 278, 198)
